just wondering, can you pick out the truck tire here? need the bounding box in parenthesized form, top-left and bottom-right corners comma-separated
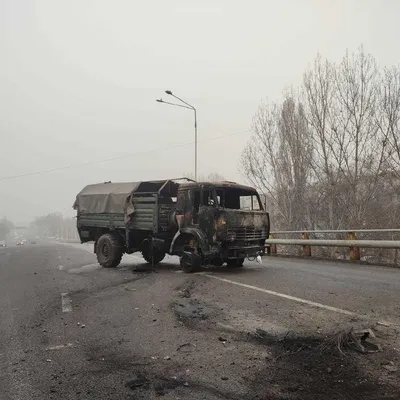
(226, 258, 244, 268)
(180, 251, 201, 273)
(96, 233, 123, 268)
(142, 249, 165, 265)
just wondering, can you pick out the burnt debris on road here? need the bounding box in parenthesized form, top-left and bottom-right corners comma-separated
(0, 243, 399, 399)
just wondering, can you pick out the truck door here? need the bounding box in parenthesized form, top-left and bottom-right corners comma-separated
(175, 189, 200, 228)
(198, 187, 218, 242)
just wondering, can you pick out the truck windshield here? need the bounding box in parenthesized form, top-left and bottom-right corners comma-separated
(215, 188, 262, 211)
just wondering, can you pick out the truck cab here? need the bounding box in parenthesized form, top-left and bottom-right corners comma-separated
(170, 181, 270, 271)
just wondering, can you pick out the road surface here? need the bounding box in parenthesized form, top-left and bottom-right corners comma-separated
(0, 242, 399, 399)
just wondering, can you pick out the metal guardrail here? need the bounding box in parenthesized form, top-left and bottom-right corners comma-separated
(266, 239, 400, 249)
(266, 229, 400, 261)
(270, 229, 400, 234)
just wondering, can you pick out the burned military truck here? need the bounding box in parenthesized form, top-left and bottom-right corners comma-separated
(74, 179, 269, 272)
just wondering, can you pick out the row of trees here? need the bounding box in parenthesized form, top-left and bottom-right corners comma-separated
(241, 46, 400, 231)
(0, 217, 14, 241)
(30, 213, 78, 240)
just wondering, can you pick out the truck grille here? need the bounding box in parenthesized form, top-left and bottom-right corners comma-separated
(227, 227, 267, 242)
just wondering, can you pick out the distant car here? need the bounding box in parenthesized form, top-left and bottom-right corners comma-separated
(0, 243, 5, 247)
(16, 241, 24, 246)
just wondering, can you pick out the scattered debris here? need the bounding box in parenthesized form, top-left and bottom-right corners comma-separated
(81, 324, 86, 329)
(77, 322, 81, 326)
(46, 359, 52, 362)
(383, 365, 398, 373)
(323, 328, 382, 354)
(218, 336, 227, 342)
(221, 376, 229, 380)
(163, 356, 171, 360)
(377, 321, 391, 327)
(125, 374, 149, 390)
(176, 280, 196, 298)
(177, 342, 196, 352)
(46, 343, 73, 351)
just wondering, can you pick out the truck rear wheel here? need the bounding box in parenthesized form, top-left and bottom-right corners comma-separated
(226, 258, 244, 268)
(141, 240, 166, 265)
(96, 233, 123, 268)
(142, 249, 165, 265)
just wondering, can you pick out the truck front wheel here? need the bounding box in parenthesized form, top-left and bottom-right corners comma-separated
(96, 233, 123, 268)
(180, 251, 201, 273)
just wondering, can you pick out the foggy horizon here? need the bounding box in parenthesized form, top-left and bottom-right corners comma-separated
(1, 0, 399, 225)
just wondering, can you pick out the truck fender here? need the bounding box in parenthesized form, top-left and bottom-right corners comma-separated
(169, 228, 210, 254)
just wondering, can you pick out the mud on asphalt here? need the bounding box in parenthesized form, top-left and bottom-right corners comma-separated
(168, 278, 400, 399)
(51, 265, 400, 399)
(78, 274, 400, 400)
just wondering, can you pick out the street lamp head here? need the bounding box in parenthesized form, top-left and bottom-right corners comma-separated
(156, 98, 163, 103)
(165, 90, 173, 95)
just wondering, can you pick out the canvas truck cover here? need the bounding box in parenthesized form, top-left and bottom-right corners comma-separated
(73, 182, 141, 214)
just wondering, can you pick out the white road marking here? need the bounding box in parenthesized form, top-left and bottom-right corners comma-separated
(201, 273, 358, 317)
(61, 293, 72, 313)
(68, 263, 101, 274)
(46, 343, 73, 351)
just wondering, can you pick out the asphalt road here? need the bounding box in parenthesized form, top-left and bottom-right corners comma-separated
(1, 242, 399, 400)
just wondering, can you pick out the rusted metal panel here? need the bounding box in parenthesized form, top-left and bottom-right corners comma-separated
(301, 232, 311, 256)
(348, 232, 361, 261)
(129, 196, 156, 231)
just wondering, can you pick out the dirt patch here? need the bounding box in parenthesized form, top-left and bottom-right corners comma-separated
(171, 298, 218, 329)
(83, 343, 248, 399)
(132, 265, 156, 273)
(241, 330, 399, 400)
(125, 375, 247, 399)
(174, 279, 197, 298)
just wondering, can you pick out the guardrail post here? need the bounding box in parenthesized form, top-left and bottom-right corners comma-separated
(301, 232, 311, 256)
(348, 231, 360, 261)
(268, 233, 277, 255)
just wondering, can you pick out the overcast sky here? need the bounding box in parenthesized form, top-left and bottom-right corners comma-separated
(1, 0, 399, 224)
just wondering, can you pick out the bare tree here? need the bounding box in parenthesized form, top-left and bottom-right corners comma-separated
(241, 93, 313, 229)
(243, 46, 400, 238)
(331, 47, 386, 227)
(303, 48, 388, 229)
(379, 65, 400, 173)
(303, 54, 342, 229)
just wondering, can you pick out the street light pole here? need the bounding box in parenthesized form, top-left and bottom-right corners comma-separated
(156, 90, 197, 180)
